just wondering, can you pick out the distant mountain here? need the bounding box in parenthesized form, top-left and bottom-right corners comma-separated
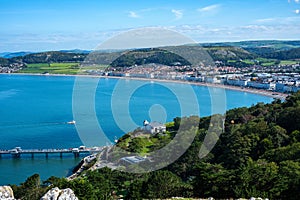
(0, 52, 10, 57)
(59, 49, 91, 54)
(202, 40, 300, 50)
(0, 51, 34, 58)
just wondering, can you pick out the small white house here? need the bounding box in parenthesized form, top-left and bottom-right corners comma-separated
(143, 120, 166, 134)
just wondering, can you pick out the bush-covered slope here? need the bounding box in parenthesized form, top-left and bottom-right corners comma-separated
(12, 91, 300, 199)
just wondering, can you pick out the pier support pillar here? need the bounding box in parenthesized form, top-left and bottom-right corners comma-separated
(60, 152, 63, 158)
(11, 153, 20, 158)
(73, 152, 79, 158)
(45, 153, 48, 158)
(31, 153, 34, 158)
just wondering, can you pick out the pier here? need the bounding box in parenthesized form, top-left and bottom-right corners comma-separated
(0, 146, 103, 158)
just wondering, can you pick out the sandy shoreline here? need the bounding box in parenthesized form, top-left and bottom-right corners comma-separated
(1, 72, 288, 99)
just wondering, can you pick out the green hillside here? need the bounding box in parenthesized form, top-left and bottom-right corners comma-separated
(204, 46, 256, 61)
(202, 40, 300, 50)
(11, 51, 87, 64)
(2, 41, 300, 72)
(262, 47, 300, 60)
(12, 92, 300, 199)
(110, 48, 192, 68)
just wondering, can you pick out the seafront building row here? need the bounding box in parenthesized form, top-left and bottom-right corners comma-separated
(101, 70, 300, 94)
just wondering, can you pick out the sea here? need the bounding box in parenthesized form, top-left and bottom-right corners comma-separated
(0, 74, 273, 185)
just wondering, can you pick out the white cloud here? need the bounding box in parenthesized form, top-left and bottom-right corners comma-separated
(166, 23, 300, 43)
(288, 0, 300, 3)
(256, 16, 300, 24)
(241, 25, 271, 31)
(255, 18, 276, 23)
(128, 11, 140, 18)
(197, 4, 221, 13)
(295, 9, 300, 14)
(171, 9, 183, 20)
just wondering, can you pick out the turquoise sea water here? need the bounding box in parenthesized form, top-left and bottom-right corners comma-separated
(0, 74, 273, 185)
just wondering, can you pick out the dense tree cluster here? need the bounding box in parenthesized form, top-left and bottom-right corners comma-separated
(11, 92, 300, 200)
(259, 48, 300, 60)
(11, 51, 87, 64)
(110, 48, 191, 68)
(0, 57, 23, 67)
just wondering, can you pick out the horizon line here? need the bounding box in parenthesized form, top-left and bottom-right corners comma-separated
(1, 39, 300, 54)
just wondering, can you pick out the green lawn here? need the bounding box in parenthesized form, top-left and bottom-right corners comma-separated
(18, 63, 108, 75)
(280, 60, 298, 65)
(242, 59, 255, 64)
(261, 61, 276, 66)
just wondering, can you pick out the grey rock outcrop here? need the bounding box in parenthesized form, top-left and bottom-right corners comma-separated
(0, 186, 15, 200)
(40, 187, 78, 200)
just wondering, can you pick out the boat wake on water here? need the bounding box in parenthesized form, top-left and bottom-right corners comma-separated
(0, 121, 76, 128)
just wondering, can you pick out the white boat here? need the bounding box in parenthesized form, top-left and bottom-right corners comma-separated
(67, 120, 76, 124)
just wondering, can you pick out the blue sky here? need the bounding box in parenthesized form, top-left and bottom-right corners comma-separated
(0, 0, 299, 52)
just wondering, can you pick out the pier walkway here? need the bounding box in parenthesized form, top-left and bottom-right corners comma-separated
(0, 146, 103, 158)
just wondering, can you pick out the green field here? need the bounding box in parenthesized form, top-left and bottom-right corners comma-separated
(18, 63, 108, 75)
(228, 58, 298, 67)
(280, 60, 298, 65)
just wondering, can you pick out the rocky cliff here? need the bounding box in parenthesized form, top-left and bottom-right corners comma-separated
(40, 187, 78, 200)
(0, 186, 15, 200)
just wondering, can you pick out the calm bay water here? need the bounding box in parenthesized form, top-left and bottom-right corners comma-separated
(0, 74, 273, 185)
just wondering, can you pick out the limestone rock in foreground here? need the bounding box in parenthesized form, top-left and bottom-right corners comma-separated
(0, 186, 15, 200)
(40, 187, 78, 200)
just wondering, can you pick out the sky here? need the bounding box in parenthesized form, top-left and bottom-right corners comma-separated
(0, 0, 300, 52)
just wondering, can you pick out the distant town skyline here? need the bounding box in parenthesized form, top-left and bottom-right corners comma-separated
(0, 0, 300, 52)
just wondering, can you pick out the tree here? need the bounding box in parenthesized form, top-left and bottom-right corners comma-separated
(145, 171, 183, 199)
(262, 143, 300, 162)
(279, 160, 300, 200)
(285, 91, 300, 107)
(236, 160, 284, 199)
(85, 171, 112, 199)
(126, 180, 144, 200)
(12, 174, 47, 200)
(269, 125, 288, 148)
(192, 162, 235, 198)
(278, 106, 300, 133)
(216, 128, 251, 169)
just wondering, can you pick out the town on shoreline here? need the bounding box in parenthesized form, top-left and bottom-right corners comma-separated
(1, 41, 300, 99)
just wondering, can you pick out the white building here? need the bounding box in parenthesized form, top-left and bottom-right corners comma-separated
(205, 77, 219, 84)
(143, 120, 166, 134)
(226, 79, 248, 87)
(247, 81, 272, 90)
(283, 85, 300, 93)
(275, 83, 285, 92)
